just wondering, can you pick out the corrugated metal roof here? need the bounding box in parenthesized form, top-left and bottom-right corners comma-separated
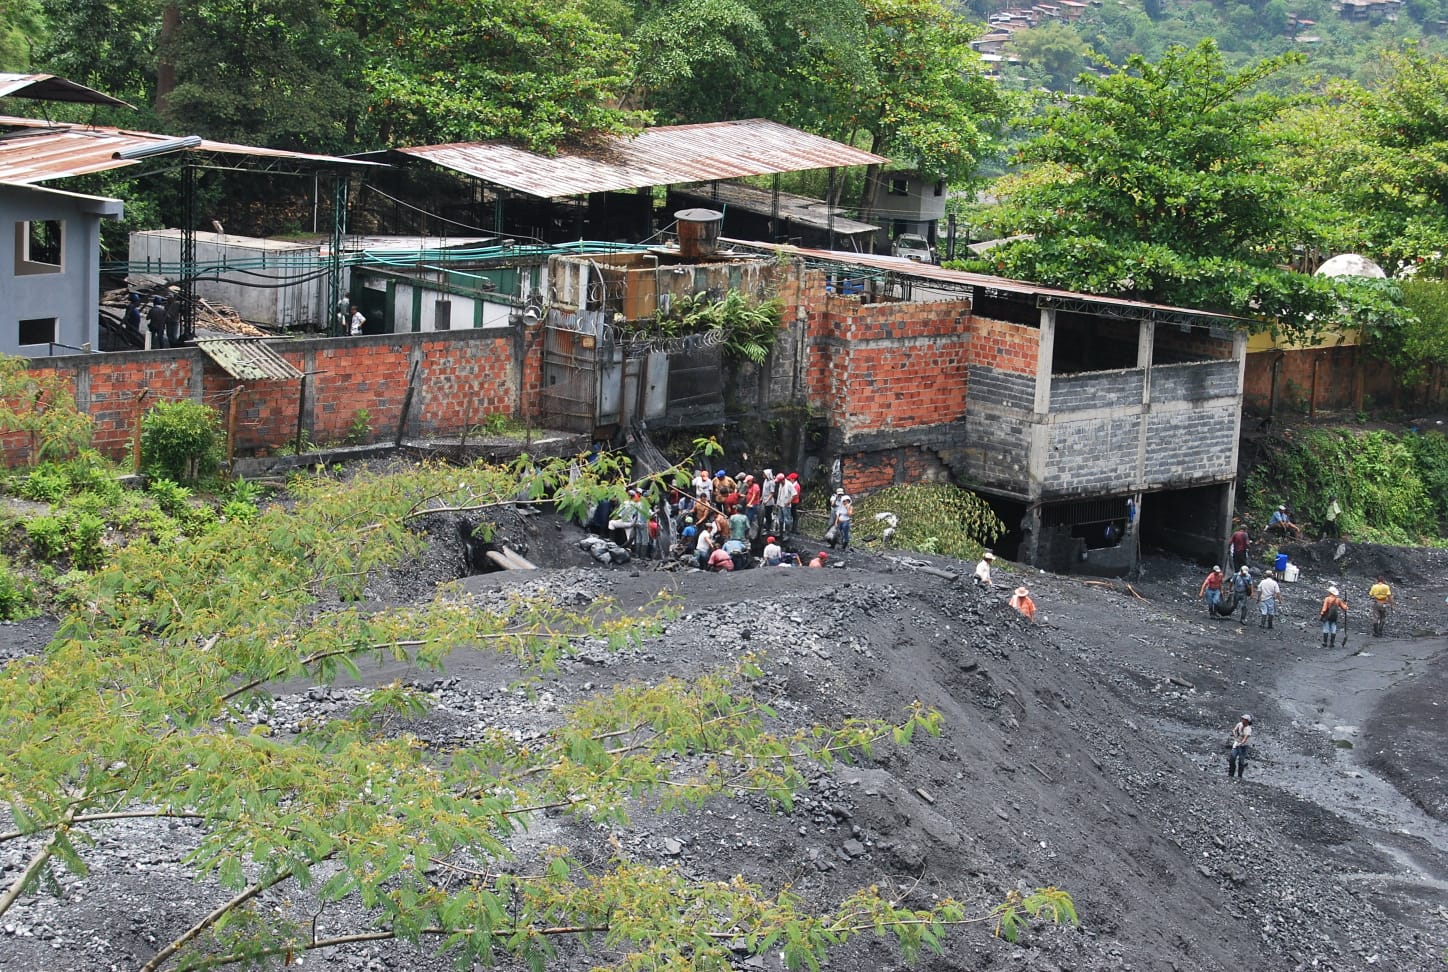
(0, 116, 381, 185)
(0, 73, 133, 109)
(196, 338, 303, 380)
(392, 119, 888, 199)
(758, 242, 1254, 325)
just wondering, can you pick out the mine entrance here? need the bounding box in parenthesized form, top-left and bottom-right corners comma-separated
(1138, 483, 1231, 565)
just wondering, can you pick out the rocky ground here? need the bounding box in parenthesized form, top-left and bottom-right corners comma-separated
(2, 501, 1447, 972)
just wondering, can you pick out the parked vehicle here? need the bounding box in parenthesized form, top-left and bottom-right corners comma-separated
(892, 233, 937, 264)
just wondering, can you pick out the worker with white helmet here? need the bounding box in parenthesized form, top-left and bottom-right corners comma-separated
(1228, 714, 1253, 780)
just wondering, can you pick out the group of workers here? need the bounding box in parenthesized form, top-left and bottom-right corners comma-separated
(121, 289, 186, 348)
(1200, 562, 1396, 644)
(973, 550, 1038, 623)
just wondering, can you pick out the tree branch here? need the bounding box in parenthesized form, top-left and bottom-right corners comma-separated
(141, 866, 303, 972)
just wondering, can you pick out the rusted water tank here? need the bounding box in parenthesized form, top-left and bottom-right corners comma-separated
(674, 209, 724, 258)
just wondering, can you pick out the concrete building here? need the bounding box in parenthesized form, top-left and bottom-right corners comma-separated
(0, 182, 122, 356)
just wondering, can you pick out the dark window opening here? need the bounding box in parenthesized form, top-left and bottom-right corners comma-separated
(933, 180, 945, 196)
(435, 299, 452, 331)
(16, 219, 63, 274)
(1042, 496, 1130, 550)
(1151, 322, 1231, 365)
(18, 317, 56, 345)
(889, 177, 909, 196)
(1050, 312, 1140, 374)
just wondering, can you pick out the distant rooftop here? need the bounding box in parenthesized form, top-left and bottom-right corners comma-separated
(0, 73, 133, 109)
(384, 119, 887, 200)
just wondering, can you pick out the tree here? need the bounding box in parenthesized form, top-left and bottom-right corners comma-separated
(0, 0, 45, 71)
(1008, 21, 1093, 91)
(344, 0, 645, 150)
(0, 356, 93, 465)
(628, 0, 1007, 186)
(0, 451, 1074, 970)
(159, 0, 362, 149)
(980, 40, 1408, 341)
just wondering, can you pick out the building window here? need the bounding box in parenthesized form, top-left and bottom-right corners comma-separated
(934, 180, 945, 196)
(888, 177, 909, 196)
(434, 299, 452, 331)
(15, 220, 64, 274)
(18, 317, 56, 346)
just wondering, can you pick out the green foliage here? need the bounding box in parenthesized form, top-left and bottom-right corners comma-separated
(1404, 430, 1448, 531)
(1242, 429, 1440, 542)
(634, 290, 783, 363)
(0, 457, 1071, 969)
(141, 400, 223, 483)
(23, 509, 107, 571)
(1389, 279, 1448, 387)
(147, 478, 194, 518)
(981, 40, 1414, 341)
(852, 482, 1005, 559)
(15, 468, 67, 504)
(0, 355, 94, 465)
(0, 556, 37, 621)
(345, 408, 372, 446)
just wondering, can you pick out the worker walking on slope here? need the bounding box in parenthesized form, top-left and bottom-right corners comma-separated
(1199, 565, 1226, 618)
(1369, 575, 1394, 636)
(1228, 714, 1253, 780)
(1319, 585, 1349, 648)
(1256, 573, 1282, 630)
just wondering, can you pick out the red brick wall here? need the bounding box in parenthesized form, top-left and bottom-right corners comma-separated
(842, 446, 951, 495)
(788, 269, 972, 438)
(1242, 346, 1408, 414)
(967, 316, 1040, 377)
(2, 330, 525, 467)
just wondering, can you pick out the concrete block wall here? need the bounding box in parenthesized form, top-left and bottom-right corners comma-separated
(1151, 360, 1238, 402)
(1143, 405, 1237, 485)
(1043, 413, 1143, 497)
(1050, 371, 1144, 411)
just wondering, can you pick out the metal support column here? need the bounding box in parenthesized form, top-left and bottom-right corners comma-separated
(770, 173, 781, 240)
(826, 168, 837, 251)
(327, 172, 350, 336)
(180, 163, 197, 340)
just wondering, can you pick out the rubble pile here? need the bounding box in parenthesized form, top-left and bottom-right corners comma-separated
(101, 287, 267, 338)
(2, 508, 1446, 971)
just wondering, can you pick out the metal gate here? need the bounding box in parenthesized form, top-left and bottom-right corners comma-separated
(539, 323, 669, 435)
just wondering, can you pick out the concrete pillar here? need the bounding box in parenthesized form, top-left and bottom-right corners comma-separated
(1033, 307, 1056, 415)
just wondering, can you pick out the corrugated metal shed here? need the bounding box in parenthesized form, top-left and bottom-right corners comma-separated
(392, 119, 888, 199)
(195, 338, 303, 381)
(0, 73, 133, 108)
(0, 116, 380, 185)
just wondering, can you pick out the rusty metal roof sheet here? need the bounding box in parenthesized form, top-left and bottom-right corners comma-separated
(0, 73, 134, 109)
(0, 116, 381, 185)
(392, 119, 888, 198)
(195, 338, 303, 381)
(759, 243, 1255, 326)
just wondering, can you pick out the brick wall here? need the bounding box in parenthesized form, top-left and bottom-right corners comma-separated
(1240, 346, 1420, 413)
(966, 317, 1039, 376)
(842, 445, 952, 494)
(3, 329, 525, 467)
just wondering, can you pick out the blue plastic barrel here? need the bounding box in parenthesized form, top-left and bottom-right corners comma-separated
(1275, 553, 1289, 573)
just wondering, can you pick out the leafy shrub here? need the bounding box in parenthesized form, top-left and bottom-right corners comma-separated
(1404, 430, 1448, 532)
(852, 483, 1006, 560)
(1242, 429, 1437, 543)
(140, 400, 222, 482)
(16, 467, 67, 503)
(0, 556, 35, 620)
(346, 408, 372, 445)
(147, 478, 193, 517)
(23, 510, 107, 570)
